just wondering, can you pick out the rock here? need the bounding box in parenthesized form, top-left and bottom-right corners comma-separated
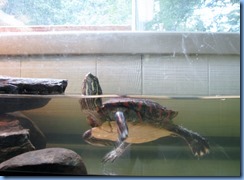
(0, 77, 68, 95)
(0, 148, 88, 175)
(9, 112, 46, 149)
(0, 112, 46, 162)
(0, 122, 35, 163)
(0, 77, 68, 114)
(0, 97, 51, 114)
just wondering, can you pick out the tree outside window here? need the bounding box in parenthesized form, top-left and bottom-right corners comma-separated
(0, 0, 240, 32)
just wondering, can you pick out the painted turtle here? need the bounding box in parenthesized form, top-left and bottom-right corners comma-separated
(80, 73, 209, 163)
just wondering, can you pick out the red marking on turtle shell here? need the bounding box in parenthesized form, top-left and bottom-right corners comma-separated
(137, 101, 143, 111)
(159, 108, 163, 118)
(136, 112, 143, 122)
(123, 101, 129, 107)
(164, 110, 172, 121)
(149, 104, 153, 113)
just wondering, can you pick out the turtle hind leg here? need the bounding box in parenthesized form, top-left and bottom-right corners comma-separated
(102, 142, 131, 163)
(168, 124, 210, 157)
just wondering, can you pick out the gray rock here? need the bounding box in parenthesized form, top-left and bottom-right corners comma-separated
(0, 77, 68, 95)
(0, 76, 68, 114)
(0, 148, 88, 175)
(10, 112, 46, 149)
(0, 112, 46, 162)
(0, 128, 35, 163)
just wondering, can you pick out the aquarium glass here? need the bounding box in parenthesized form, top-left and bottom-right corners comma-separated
(0, 0, 240, 177)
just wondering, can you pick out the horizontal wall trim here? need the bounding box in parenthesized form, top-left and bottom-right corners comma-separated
(0, 32, 240, 55)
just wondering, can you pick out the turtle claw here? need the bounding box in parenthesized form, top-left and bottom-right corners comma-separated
(102, 149, 119, 163)
(193, 147, 210, 157)
(190, 137, 210, 157)
(102, 142, 131, 163)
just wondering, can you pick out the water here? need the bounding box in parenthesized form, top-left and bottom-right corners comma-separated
(0, 95, 240, 176)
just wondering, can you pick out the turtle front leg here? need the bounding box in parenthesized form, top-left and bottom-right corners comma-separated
(102, 111, 129, 163)
(115, 111, 129, 143)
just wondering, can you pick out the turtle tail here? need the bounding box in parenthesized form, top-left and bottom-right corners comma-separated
(168, 124, 210, 157)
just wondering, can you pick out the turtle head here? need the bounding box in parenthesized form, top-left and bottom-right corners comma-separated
(81, 72, 103, 110)
(82, 72, 103, 96)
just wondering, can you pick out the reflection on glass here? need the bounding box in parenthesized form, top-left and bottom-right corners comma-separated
(0, 0, 240, 32)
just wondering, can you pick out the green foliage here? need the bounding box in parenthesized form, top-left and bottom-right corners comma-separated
(145, 0, 240, 32)
(2, 0, 239, 32)
(3, 0, 132, 25)
(145, 0, 201, 31)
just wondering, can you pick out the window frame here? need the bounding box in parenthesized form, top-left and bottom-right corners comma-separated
(0, 32, 240, 56)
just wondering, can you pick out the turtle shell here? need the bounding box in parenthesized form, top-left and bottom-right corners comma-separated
(89, 97, 178, 144)
(90, 121, 173, 144)
(100, 97, 178, 124)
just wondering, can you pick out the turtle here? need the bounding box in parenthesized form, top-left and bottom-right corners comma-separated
(80, 72, 210, 163)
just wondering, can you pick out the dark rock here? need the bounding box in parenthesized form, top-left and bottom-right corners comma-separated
(0, 77, 68, 95)
(0, 112, 46, 162)
(0, 97, 51, 114)
(9, 112, 46, 149)
(0, 148, 88, 175)
(0, 77, 68, 114)
(0, 123, 35, 163)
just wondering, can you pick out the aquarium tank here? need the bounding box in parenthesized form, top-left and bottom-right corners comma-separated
(0, 0, 240, 177)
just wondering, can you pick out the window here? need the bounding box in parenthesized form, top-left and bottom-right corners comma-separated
(0, 0, 240, 32)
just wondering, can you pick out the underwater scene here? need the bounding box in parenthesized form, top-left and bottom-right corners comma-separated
(1, 94, 238, 176)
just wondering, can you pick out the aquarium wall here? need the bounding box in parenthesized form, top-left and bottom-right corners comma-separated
(0, 32, 240, 176)
(0, 32, 240, 96)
